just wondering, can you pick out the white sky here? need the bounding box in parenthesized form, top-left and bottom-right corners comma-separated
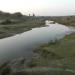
(0, 0, 75, 16)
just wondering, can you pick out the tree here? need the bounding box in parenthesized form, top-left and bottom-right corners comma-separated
(33, 13, 35, 17)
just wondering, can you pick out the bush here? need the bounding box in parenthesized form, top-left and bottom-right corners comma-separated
(1, 66, 11, 75)
(1, 19, 12, 25)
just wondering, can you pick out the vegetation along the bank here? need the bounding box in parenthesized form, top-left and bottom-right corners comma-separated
(0, 11, 75, 75)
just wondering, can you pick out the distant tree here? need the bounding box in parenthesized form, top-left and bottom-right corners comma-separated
(67, 17, 70, 20)
(33, 13, 35, 17)
(29, 14, 30, 16)
(13, 12, 23, 17)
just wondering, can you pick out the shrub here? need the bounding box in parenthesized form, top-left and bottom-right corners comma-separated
(1, 66, 11, 75)
(1, 19, 12, 25)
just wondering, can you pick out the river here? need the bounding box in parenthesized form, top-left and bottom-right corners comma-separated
(0, 21, 75, 62)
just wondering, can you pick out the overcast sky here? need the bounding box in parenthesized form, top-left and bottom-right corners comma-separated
(0, 0, 75, 16)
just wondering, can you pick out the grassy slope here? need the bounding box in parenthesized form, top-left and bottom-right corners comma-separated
(0, 17, 45, 39)
(51, 16, 75, 26)
(32, 33, 75, 70)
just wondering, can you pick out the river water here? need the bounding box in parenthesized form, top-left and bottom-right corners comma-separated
(0, 21, 75, 62)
